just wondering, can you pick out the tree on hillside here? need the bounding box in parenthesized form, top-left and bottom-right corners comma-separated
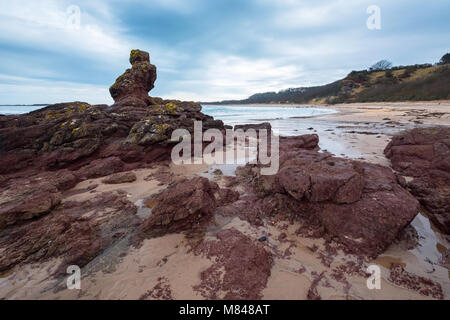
(369, 60, 393, 71)
(439, 53, 450, 65)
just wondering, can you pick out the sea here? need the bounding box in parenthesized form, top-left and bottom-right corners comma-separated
(201, 105, 337, 128)
(1, 104, 337, 136)
(0, 105, 49, 115)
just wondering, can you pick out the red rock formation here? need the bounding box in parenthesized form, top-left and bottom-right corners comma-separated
(110, 49, 157, 106)
(192, 228, 273, 300)
(0, 50, 224, 178)
(140, 177, 239, 236)
(385, 126, 450, 234)
(0, 170, 78, 228)
(237, 135, 420, 258)
(0, 49, 226, 273)
(0, 192, 139, 274)
(101, 171, 137, 184)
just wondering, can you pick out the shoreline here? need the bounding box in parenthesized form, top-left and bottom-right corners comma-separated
(0, 46, 448, 300)
(203, 100, 450, 107)
(1, 105, 449, 300)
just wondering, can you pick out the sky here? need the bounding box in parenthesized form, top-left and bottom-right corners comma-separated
(0, 0, 449, 105)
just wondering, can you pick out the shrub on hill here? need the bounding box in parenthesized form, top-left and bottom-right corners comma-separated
(440, 53, 450, 65)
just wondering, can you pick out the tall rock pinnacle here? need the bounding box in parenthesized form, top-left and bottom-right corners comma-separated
(109, 49, 157, 106)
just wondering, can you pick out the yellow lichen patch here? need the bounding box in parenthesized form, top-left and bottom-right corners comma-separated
(64, 107, 74, 117)
(45, 111, 55, 120)
(130, 50, 139, 60)
(165, 102, 177, 115)
(154, 123, 169, 135)
(78, 104, 90, 112)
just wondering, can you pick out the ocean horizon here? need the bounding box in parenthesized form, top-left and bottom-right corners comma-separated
(0, 105, 49, 115)
(0, 104, 337, 135)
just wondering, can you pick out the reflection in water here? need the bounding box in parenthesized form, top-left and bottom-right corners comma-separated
(411, 213, 447, 265)
(374, 212, 450, 287)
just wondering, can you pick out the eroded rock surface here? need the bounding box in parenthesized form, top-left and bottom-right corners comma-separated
(0, 192, 139, 274)
(0, 170, 78, 229)
(192, 228, 273, 300)
(237, 135, 419, 258)
(101, 172, 137, 184)
(110, 49, 157, 106)
(0, 50, 224, 178)
(389, 264, 444, 300)
(385, 126, 450, 234)
(0, 49, 225, 274)
(140, 177, 239, 236)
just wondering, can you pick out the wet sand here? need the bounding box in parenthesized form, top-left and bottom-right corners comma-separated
(235, 101, 450, 165)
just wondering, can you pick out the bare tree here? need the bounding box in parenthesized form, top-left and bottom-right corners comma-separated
(439, 53, 450, 65)
(369, 60, 393, 71)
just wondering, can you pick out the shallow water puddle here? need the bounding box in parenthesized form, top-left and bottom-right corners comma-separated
(0, 269, 14, 279)
(135, 199, 152, 219)
(411, 213, 448, 266)
(201, 138, 258, 178)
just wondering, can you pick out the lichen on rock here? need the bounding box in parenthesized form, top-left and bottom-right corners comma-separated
(109, 49, 157, 105)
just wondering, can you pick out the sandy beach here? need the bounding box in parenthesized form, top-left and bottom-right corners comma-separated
(249, 101, 450, 165)
(1, 101, 449, 300)
(1, 0, 449, 309)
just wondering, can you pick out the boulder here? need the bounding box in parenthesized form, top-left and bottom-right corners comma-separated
(385, 126, 450, 177)
(75, 157, 126, 180)
(0, 192, 139, 274)
(102, 172, 137, 184)
(140, 177, 239, 236)
(279, 134, 320, 152)
(234, 122, 272, 132)
(0, 180, 61, 229)
(0, 169, 78, 229)
(238, 135, 419, 257)
(110, 49, 157, 105)
(385, 126, 450, 234)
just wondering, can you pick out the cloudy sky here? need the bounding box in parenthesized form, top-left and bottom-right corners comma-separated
(0, 0, 449, 104)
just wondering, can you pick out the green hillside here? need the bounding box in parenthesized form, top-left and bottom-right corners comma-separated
(208, 56, 450, 105)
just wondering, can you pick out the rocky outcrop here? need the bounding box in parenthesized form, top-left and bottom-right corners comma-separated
(234, 122, 272, 132)
(237, 135, 419, 258)
(0, 192, 139, 274)
(140, 177, 239, 236)
(110, 49, 157, 106)
(385, 126, 450, 234)
(0, 49, 227, 273)
(0, 50, 224, 177)
(101, 172, 137, 184)
(279, 134, 320, 152)
(0, 170, 78, 229)
(192, 228, 273, 300)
